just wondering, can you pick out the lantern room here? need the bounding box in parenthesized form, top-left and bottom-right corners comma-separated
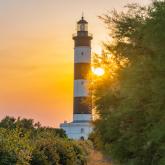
(77, 16, 88, 32)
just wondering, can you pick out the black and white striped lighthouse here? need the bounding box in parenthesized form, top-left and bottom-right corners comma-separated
(60, 16, 93, 139)
(73, 16, 93, 122)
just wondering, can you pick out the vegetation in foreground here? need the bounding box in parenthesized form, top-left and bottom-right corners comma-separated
(90, 1, 165, 165)
(0, 116, 92, 165)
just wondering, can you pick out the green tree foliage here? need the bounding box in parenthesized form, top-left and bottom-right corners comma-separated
(0, 116, 90, 165)
(0, 116, 16, 129)
(91, 1, 165, 165)
(0, 116, 66, 138)
(0, 128, 32, 165)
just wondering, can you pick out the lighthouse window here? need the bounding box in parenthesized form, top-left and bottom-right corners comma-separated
(80, 24, 85, 31)
(81, 52, 84, 56)
(81, 81, 84, 85)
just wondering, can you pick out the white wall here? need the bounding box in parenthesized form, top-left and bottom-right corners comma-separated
(74, 80, 89, 97)
(74, 46, 91, 63)
(60, 122, 93, 140)
(73, 114, 92, 121)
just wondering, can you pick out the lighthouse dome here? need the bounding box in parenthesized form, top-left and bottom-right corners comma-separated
(77, 17, 88, 24)
(77, 16, 88, 32)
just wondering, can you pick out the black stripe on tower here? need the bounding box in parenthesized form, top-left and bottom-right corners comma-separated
(74, 63, 91, 79)
(74, 37, 92, 47)
(73, 32, 92, 47)
(74, 97, 92, 114)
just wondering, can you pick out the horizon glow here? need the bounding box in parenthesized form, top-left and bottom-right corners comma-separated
(0, 0, 150, 127)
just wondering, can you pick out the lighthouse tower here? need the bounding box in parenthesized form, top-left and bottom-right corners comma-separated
(60, 16, 93, 140)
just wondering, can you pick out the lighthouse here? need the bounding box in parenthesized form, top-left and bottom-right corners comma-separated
(60, 16, 93, 140)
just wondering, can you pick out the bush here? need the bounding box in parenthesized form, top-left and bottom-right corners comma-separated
(0, 117, 89, 165)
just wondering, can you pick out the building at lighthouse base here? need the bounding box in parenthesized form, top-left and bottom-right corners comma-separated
(60, 119, 92, 140)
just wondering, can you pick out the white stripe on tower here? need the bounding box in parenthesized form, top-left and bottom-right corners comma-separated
(74, 46, 91, 63)
(74, 79, 89, 97)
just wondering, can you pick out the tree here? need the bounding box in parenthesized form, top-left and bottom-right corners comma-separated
(0, 116, 16, 129)
(0, 128, 32, 165)
(91, 1, 165, 165)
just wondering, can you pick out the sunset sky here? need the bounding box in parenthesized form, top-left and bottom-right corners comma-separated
(0, 0, 150, 127)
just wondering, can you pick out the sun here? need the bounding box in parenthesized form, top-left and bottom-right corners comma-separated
(92, 67, 105, 76)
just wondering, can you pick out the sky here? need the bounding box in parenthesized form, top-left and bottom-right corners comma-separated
(0, 0, 150, 127)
